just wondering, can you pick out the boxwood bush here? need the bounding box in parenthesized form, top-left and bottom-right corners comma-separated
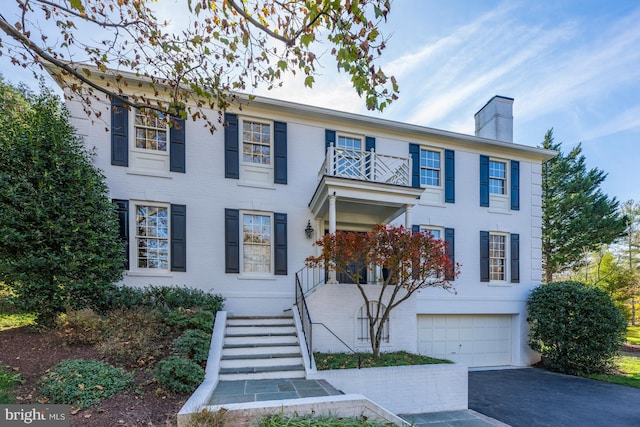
(155, 356, 204, 393)
(527, 281, 626, 375)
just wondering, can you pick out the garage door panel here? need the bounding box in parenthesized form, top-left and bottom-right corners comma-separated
(418, 314, 512, 367)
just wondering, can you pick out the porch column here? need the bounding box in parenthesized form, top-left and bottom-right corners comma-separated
(405, 204, 413, 229)
(328, 194, 338, 283)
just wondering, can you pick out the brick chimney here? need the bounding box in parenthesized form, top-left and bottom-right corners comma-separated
(474, 95, 514, 142)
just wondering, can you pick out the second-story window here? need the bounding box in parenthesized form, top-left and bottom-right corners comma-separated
(135, 108, 168, 152)
(489, 160, 506, 195)
(242, 121, 271, 165)
(336, 135, 363, 177)
(420, 149, 441, 187)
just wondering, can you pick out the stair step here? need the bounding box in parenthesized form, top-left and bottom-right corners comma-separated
(222, 344, 300, 356)
(226, 326, 296, 335)
(220, 356, 303, 369)
(227, 317, 294, 326)
(224, 335, 298, 346)
(225, 331, 296, 338)
(219, 364, 305, 375)
(221, 352, 301, 360)
(218, 370, 306, 381)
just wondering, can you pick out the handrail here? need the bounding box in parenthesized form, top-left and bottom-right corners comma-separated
(312, 322, 362, 369)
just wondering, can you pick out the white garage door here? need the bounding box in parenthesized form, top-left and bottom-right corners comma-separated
(417, 315, 512, 367)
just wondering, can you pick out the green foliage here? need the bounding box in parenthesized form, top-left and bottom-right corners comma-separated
(57, 309, 106, 345)
(627, 326, 640, 345)
(98, 307, 169, 367)
(172, 329, 211, 365)
(541, 129, 627, 282)
(527, 281, 627, 375)
(0, 366, 22, 404)
(103, 285, 224, 314)
(313, 351, 452, 370)
(0, 80, 124, 327)
(591, 252, 637, 321)
(257, 413, 393, 427)
(0, 312, 35, 331)
(184, 408, 230, 427)
(164, 308, 214, 332)
(154, 356, 204, 394)
(37, 359, 133, 408)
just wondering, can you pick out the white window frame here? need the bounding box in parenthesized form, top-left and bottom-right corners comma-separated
(129, 108, 171, 175)
(356, 301, 390, 346)
(132, 201, 170, 273)
(489, 159, 507, 195)
(133, 108, 169, 153)
(240, 211, 274, 276)
(335, 133, 364, 179)
(489, 232, 508, 283)
(419, 148, 442, 188)
(488, 158, 510, 213)
(239, 117, 274, 186)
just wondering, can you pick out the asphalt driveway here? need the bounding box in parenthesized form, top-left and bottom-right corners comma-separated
(469, 368, 640, 427)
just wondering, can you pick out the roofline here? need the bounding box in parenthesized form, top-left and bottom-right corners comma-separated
(45, 62, 557, 161)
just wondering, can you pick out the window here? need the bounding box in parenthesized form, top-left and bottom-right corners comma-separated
(135, 204, 169, 269)
(242, 120, 271, 165)
(420, 149, 441, 187)
(489, 160, 506, 195)
(242, 213, 272, 274)
(336, 135, 363, 177)
(489, 234, 506, 281)
(134, 108, 168, 152)
(357, 302, 389, 344)
(420, 226, 442, 240)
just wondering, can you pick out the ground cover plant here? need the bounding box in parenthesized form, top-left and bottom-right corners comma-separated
(0, 366, 21, 404)
(314, 351, 452, 370)
(627, 326, 640, 345)
(257, 413, 395, 426)
(588, 356, 640, 388)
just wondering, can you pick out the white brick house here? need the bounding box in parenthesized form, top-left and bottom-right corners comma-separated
(59, 71, 554, 368)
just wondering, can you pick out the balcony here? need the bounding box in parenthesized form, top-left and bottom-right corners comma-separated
(318, 145, 412, 187)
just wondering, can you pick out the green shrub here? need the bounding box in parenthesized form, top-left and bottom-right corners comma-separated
(257, 413, 392, 426)
(155, 356, 204, 394)
(37, 359, 133, 408)
(57, 308, 105, 345)
(98, 307, 169, 367)
(164, 308, 214, 332)
(172, 329, 211, 365)
(527, 281, 626, 375)
(0, 366, 21, 404)
(103, 285, 224, 313)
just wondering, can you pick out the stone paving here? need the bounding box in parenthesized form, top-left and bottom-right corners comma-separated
(208, 378, 343, 405)
(400, 410, 508, 427)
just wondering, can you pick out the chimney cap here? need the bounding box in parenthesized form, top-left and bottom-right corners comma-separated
(475, 95, 514, 117)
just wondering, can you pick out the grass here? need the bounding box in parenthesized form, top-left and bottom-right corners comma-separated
(626, 326, 640, 345)
(588, 356, 640, 388)
(0, 312, 35, 331)
(314, 351, 452, 370)
(257, 413, 395, 426)
(0, 366, 21, 404)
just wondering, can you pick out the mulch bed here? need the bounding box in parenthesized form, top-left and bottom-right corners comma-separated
(0, 326, 189, 426)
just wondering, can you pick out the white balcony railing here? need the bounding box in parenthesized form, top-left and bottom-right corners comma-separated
(318, 145, 412, 186)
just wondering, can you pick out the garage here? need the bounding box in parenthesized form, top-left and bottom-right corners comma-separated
(417, 314, 513, 367)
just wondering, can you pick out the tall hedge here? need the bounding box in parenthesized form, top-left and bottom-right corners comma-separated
(527, 281, 626, 375)
(0, 81, 124, 326)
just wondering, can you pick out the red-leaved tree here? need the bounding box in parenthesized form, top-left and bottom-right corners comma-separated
(306, 224, 460, 358)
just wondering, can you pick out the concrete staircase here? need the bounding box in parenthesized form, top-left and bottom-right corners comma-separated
(218, 315, 306, 380)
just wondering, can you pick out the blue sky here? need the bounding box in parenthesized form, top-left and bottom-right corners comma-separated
(1, 0, 639, 203)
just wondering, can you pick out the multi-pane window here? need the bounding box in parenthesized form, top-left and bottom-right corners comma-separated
(242, 213, 272, 273)
(489, 160, 506, 194)
(357, 302, 389, 343)
(420, 149, 441, 186)
(135, 108, 168, 151)
(421, 226, 441, 240)
(242, 121, 271, 165)
(336, 135, 363, 177)
(136, 205, 169, 269)
(489, 234, 506, 281)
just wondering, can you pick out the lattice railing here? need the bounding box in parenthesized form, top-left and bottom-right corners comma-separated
(321, 145, 411, 186)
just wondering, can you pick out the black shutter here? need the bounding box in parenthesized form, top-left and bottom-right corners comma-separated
(274, 213, 287, 275)
(480, 231, 490, 282)
(412, 224, 420, 233)
(445, 227, 455, 281)
(480, 155, 489, 207)
(274, 121, 287, 184)
(225, 208, 240, 273)
(113, 199, 129, 270)
(511, 160, 520, 211)
(111, 97, 128, 167)
(170, 116, 186, 173)
(224, 113, 239, 179)
(325, 129, 336, 151)
(170, 204, 187, 272)
(445, 149, 455, 203)
(409, 143, 420, 188)
(511, 233, 520, 283)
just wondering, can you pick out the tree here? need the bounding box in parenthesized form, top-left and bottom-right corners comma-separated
(305, 224, 460, 358)
(589, 251, 637, 321)
(541, 129, 627, 283)
(0, 79, 125, 327)
(527, 281, 626, 375)
(0, 0, 398, 130)
(618, 200, 640, 324)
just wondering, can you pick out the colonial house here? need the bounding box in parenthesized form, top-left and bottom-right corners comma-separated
(56, 68, 554, 369)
